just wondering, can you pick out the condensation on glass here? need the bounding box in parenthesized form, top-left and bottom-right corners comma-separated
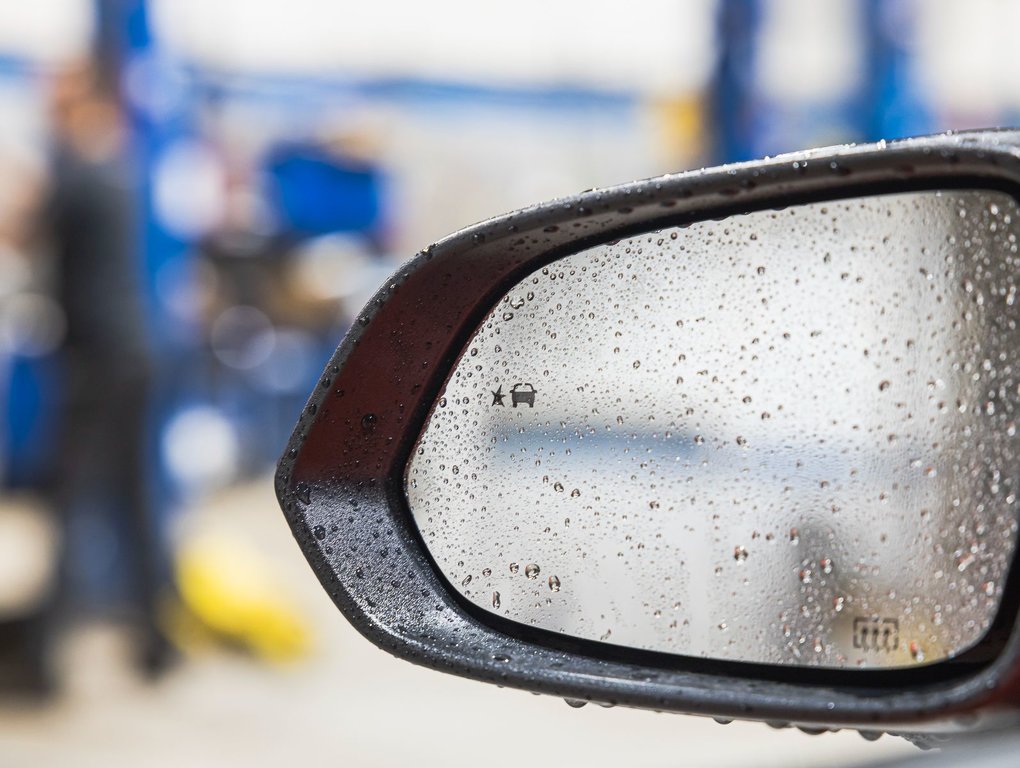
(405, 191, 1020, 670)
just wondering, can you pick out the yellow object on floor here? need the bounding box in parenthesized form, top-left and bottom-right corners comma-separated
(170, 533, 311, 661)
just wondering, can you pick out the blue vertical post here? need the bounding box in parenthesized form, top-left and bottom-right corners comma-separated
(96, 0, 197, 350)
(715, 0, 932, 160)
(94, 0, 199, 562)
(711, 0, 762, 163)
(862, 0, 934, 141)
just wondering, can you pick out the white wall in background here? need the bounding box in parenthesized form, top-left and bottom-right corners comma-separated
(152, 0, 717, 96)
(0, 0, 93, 66)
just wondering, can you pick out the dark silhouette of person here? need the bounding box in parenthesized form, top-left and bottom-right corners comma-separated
(43, 63, 173, 678)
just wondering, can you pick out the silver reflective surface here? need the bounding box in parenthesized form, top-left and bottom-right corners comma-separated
(406, 191, 1020, 669)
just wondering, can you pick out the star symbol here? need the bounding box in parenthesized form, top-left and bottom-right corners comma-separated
(491, 385, 505, 406)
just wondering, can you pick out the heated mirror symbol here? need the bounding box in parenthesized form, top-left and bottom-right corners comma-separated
(853, 617, 900, 653)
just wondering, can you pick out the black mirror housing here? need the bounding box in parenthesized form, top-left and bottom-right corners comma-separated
(276, 130, 1020, 738)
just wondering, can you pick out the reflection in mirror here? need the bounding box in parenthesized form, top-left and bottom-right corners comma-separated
(406, 191, 1020, 670)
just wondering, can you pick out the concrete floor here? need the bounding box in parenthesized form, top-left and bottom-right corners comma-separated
(0, 478, 917, 768)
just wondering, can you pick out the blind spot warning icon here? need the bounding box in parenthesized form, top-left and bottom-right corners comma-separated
(511, 383, 537, 408)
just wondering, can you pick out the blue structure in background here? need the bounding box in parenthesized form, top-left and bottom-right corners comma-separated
(863, 0, 934, 142)
(712, 0, 935, 164)
(101, 0, 390, 499)
(711, 0, 762, 163)
(267, 145, 383, 239)
(3, 355, 61, 488)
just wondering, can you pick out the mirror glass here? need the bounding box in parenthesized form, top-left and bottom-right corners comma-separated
(406, 190, 1020, 670)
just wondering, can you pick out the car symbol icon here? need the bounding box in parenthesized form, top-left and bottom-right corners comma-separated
(510, 383, 536, 408)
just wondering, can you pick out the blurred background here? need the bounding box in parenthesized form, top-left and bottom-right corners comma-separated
(0, 0, 1016, 765)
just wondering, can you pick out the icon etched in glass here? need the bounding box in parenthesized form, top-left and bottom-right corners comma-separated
(510, 383, 537, 408)
(853, 617, 899, 653)
(491, 385, 506, 407)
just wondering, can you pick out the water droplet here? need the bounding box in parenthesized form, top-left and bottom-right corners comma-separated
(492, 591, 501, 609)
(878, 380, 891, 392)
(833, 596, 845, 612)
(312, 525, 326, 540)
(789, 527, 800, 544)
(799, 568, 813, 584)
(553, 482, 564, 492)
(481, 567, 492, 577)
(733, 546, 748, 562)
(548, 575, 561, 592)
(525, 563, 541, 579)
(909, 641, 925, 662)
(509, 562, 519, 574)
(570, 488, 580, 497)
(819, 557, 833, 574)
(632, 360, 641, 369)
(461, 574, 472, 587)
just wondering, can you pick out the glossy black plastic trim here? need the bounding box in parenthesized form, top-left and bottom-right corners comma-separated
(277, 130, 1020, 732)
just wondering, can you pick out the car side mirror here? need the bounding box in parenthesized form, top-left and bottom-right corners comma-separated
(276, 130, 1020, 741)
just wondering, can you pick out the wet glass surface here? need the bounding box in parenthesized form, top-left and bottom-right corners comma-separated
(407, 191, 1020, 669)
